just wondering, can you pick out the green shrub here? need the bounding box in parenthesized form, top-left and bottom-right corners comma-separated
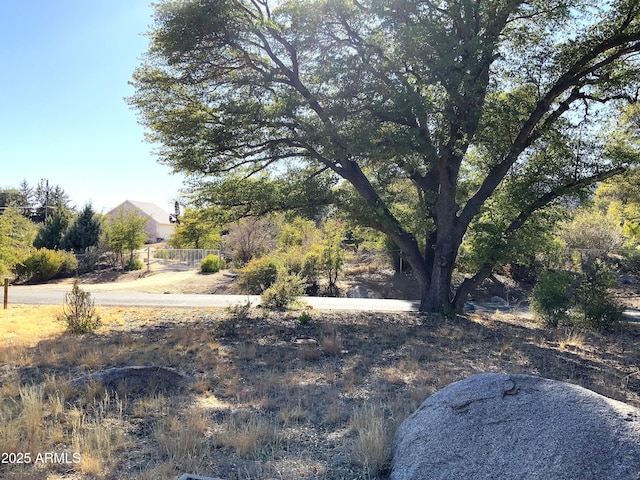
(530, 269, 577, 327)
(238, 256, 281, 294)
(78, 245, 104, 273)
(531, 259, 623, 330)
(124, 257, 144, 271)
(57, 281, 101, 333)
(621, 246, 640, 274)
(201, 254, 225, 273)
(154, 249, 172, 260)
(16, 248, 78, 282)
(59, 250, 79, 276)
(261, 272, 307, 309)
(573, 259, 623, 330)
(298, 311, 312, 324)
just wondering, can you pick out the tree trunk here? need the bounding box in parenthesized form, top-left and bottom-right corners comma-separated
(452, 263, 494, 311)
(421, 243, 456, 313)
(418, 164, 461, 313)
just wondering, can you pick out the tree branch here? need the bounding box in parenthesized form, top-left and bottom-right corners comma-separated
(453, 165, 626, 308)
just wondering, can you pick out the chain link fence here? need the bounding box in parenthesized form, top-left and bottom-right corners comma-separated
(142, 248, 224, 271)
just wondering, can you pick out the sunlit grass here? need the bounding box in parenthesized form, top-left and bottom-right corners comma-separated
(0, 305, 65, 348)
(0, 303, 637, 479)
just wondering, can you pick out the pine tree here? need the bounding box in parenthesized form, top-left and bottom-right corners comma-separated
(34, 203, 72, 250)
(62, 204, 102, 253)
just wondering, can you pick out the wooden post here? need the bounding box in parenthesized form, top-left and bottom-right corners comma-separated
(3, 278, 8, 310)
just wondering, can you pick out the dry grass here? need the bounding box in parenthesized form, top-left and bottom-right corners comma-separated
(350, 403, 394, 476)
(557, 327, 587, 351)
(0, 304, 638, 479)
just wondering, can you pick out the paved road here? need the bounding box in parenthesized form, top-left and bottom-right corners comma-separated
(6, 284, 639, 320)
(5, 285, 421, 312)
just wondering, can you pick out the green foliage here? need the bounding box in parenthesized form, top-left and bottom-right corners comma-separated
(30, 180, 72, 223)
(231, 216, 346, 296)
(459, 170, 569, 275)
(530, 270, 578, 327)
(168, 207, 221, 249)
(189, 172, 335, 224)
(531, 258, 623, 330)
(34, 204, 73, 250)
(57, 281, 101, 334)
(15, 248, 78, 283)
(278, 217, 318, 249)
(559, 209, 624, 252)
(298, 311, 312, 324)
(61, 204, 102, 253)
(130, 0, 640, 312)
(124, 257, 144, 272)
(237, 256, 281, 294)
(301, 248, 322, 285)
(573, 259, 624, 330)
(0, 206, 37, 275)
(0, 187, 26, 211)
(200, 254, 225, 273)
(595, 166, 640, 257)
(105, 207, 149, 270)
(261, 272, 307, 309)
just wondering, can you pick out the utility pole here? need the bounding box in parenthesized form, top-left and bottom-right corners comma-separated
(44, 179, 49, 220)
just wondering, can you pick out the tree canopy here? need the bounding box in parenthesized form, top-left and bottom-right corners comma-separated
(104, 207, 149, 270)
(130, 0, 640, 312)
(62, 204, 103, 253)
(0, 207, 37, 275)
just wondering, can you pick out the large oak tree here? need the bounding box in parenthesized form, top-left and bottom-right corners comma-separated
(130, 0, 640, 312)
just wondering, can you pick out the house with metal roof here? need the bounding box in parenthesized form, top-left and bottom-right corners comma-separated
(106, 200, 176, 243)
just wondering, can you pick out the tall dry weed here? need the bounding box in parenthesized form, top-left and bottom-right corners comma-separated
(214, 411, 280, 458)
(18, 384, 46, 451)
(350, 403, 393, 476)
(153, 409, 208, 472)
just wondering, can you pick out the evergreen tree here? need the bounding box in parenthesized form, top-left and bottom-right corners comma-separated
(0, 188, 23, 210)
(62, 204, 102, 253)
(32, 179, 72, 223)
(0, 206, 37, 274)
(18, 179, 34, 218)
(34, 203, 73, 250)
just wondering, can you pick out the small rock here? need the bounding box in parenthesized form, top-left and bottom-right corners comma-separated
(71, 366, 193, 394)
(490, 295, 508, 305)
(178, 474, 225, 480)
(347, 285, 369, 298)
(618, 272, 638, 285)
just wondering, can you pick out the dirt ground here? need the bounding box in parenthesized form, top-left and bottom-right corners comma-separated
(2, 304, 639, 480)
(48, 261, 640, 313)
(51, 268, 240, 294)
(49, 256, 423, 299)
(3, 256, 640, 479)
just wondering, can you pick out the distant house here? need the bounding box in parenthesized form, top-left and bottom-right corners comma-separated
(107, 200, 176, 243)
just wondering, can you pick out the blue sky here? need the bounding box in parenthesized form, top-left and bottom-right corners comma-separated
(0, 1, 185, 214)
